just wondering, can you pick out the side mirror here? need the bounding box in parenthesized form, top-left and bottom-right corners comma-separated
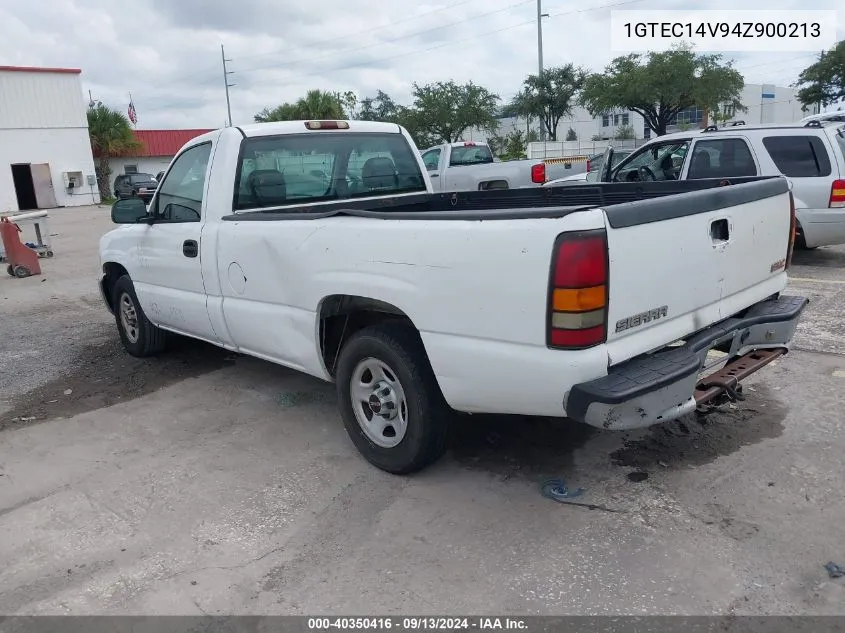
(111, 197, 149, 224)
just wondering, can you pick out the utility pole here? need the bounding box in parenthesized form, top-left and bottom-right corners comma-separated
(221, 44, 235, 127)
(536, 0, 549, 141)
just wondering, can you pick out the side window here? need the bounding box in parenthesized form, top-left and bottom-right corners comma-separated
(422, 149, 441, 171)
(762, 136, 832, 177)
(612, 141, 689, 181)
(687, 139, 757, 179)
(155, 143, 212, 223)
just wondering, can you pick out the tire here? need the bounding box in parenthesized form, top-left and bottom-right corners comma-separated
(6, 265, 13, 277)
(13, 265, 31, 278)
(335, 322, 452, 474)
(111, 275, 167, 357)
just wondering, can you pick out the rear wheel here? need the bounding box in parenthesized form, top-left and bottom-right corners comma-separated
(335, 322, 452, 474)
(12, 265, 31, 278)
(112, 275, 167, 357)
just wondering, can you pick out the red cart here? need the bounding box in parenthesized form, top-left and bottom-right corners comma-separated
(1, 217, 41, 278)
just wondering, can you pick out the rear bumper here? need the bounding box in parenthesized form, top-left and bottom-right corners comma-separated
(565, 295, 808, 430)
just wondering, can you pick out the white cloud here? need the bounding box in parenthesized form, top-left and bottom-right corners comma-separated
(0, 0, 841, 128)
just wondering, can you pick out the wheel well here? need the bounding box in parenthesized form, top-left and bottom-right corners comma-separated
(319, 295, 416, 377)
(102, 262, 129, 310)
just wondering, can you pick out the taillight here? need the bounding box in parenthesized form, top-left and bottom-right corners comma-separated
(464, 142, 477, 146)
(586, 159, 592, 172)
(830, 179, 845, 208)
(786, 191, 796, 269)
(547, 230, 609, 349)
(304, 121, 350, 130)
(531, 163, 546, 184)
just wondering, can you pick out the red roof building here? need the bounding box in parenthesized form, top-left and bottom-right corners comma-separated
(132, 129, 213, 157)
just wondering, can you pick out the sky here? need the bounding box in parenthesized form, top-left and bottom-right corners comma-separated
(0, 0, 842, 129)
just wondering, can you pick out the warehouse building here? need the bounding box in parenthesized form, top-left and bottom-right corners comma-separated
(0, 65, 99, 212)
(106, 129, 212, 193)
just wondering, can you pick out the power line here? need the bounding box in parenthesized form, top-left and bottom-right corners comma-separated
(231, 0, 537, 77)
(228, 0, 647, 82)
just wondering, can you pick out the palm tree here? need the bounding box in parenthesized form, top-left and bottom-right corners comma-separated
(87, 104, 141, 200)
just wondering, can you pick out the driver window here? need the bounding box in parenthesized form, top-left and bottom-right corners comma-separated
(422, 149, 441, 171)
(613, 141, 689, 182)
(155, 142, 212, 223)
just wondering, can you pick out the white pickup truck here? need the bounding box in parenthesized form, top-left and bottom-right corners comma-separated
(99, 120, 807, 474)
(419, 141, 579, 191)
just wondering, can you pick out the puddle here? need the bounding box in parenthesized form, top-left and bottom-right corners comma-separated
(450, 414, 597, 479)
(611, 385, 787, 470)
(0, 336, 234, 431)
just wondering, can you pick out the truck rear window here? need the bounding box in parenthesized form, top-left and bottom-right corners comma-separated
(449, 144, 494, 166)
(234, 132, 426, 210)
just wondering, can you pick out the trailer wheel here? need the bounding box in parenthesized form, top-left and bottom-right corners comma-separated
(12, 265, 31, 278)
(6, 265, 13, 277)
(112, 275, 167, 357)
(335, 322, 452, 474)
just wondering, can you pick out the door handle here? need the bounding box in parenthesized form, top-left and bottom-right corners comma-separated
(710, 218, 729, 242)
(183, 240, 198, 258)
(430, 173, 439, 177)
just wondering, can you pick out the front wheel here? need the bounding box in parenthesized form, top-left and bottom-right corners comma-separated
(112, 275, 167, 357)
(335, 322, 452, 474)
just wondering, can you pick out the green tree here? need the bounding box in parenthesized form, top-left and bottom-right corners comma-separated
(358, 90, 401, 121)
(86, 104, 141, 200)
(509, 64, 587, 141)
(254, 89, 355, 122)
(794, 41, 845, 109)
(410, 80, 500, 143)
(580, 45, 745, 136)
(614, 124, 635, 140)
(565, 128, 577, 141)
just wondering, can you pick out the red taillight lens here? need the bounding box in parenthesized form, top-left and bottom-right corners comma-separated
(586, 159, 592, 172)
(830, 179, 845, 208)
(304, 120, 349, 130)
(464, 142, 476, 146)
(547, 230, 608, 350)
(531, 163, 546, 184)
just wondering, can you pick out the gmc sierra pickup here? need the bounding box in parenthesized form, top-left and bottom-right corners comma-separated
(99, 119, 807, 474)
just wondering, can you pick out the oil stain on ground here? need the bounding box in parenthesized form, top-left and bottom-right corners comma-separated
(0, 335, 234, 431)
(611, 385, 787, 470)
(450, 414, 597, 480)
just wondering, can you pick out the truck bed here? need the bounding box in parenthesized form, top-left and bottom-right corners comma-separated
(223, 176, 786, 223)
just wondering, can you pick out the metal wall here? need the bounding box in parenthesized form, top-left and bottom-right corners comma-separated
(0, 70, 88, 129)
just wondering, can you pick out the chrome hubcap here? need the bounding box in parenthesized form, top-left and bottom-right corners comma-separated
(119, 293, 139, 343)
(350, 358, 408, 448)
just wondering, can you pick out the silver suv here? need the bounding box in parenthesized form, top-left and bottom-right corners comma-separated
(600, 121, 845, 249)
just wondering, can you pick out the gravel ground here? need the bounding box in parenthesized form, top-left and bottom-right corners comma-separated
(0, 204, 844, 616)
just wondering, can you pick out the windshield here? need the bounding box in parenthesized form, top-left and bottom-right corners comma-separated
(234, 132, 426, 210)
(130, 173, 156, 183)
(449, 144, 494, 166)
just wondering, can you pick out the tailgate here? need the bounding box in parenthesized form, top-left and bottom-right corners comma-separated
(602, 178, 792, 365)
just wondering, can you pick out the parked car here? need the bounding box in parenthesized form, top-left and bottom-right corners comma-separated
(593, 121, 845, 249)
(543, 149, 633, 187)
(419, 141, 578, 191)
(114, 173, 159, 203)
(100, 119, 806, 474)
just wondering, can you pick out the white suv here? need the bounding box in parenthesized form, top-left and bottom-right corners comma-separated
(598, 121, 845, 249)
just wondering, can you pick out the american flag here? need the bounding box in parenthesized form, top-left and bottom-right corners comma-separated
(128, 98, 137, 125)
